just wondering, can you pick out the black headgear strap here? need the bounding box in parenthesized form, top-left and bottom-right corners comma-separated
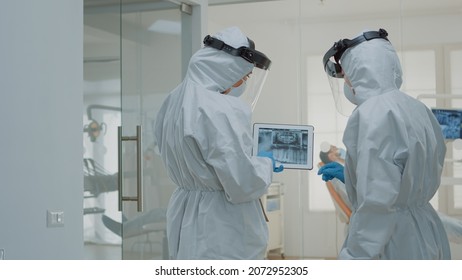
(333, 28, 389, 63)
(323, 28, 389, 78)
(203, 35, 271, 70)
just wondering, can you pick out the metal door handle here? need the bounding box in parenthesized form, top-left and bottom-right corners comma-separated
(118, 125, 143, 212)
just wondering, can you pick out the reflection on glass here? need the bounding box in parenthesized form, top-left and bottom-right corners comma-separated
(119, 5, 182, 259)
(83, 1, 122, 258)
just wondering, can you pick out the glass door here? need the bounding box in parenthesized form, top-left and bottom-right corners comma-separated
(84, 0, 204, 259)
(119, 0, 205, 260)
(119, 1, 182, 260)
(84, 0, 123, 259)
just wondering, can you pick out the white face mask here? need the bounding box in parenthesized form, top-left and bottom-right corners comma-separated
(344, 82, 357, 105)
(227, 80, 247, 97)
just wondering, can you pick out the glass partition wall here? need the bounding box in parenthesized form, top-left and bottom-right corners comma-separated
(119, 2, 182, 260)
(83, 0, 200, 260)
(84, 1, 122, 259)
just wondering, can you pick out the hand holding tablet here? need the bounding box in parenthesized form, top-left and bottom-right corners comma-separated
(257, 150, 284, 172)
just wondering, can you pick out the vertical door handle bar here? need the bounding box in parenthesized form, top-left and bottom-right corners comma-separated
(118, 125, 143, 212)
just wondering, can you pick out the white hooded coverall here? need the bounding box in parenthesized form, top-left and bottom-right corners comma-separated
(154, 27, 273, 259)
(339, 38, 451, 259)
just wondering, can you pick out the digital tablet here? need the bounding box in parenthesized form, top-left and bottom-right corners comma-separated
(431, 108, 462, 139)
(252, 123, 314, 170)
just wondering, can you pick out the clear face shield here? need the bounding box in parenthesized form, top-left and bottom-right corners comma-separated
(325, 71, 357, 117)
(203, 35, 272, 111)
(239, 67, 269, 111)
(323, 29, 389, 116)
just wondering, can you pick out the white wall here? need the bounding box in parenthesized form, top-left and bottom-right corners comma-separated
(0, 1, 83, 259)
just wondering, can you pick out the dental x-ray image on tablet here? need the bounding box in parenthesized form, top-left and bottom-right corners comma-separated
(252, 123, 314, 170)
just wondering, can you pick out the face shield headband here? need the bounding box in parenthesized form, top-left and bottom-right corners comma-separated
(323, 28, 389, 78)
(203, 35, 272, 70)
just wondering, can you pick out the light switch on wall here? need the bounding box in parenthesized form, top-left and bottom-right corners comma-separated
(47, 210, 64, 227)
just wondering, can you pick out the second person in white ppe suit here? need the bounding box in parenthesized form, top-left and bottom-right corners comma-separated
(319, 28, 450, 259)
(154, 26, 283, 260)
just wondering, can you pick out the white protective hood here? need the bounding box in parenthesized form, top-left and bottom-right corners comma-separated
(340, 38, 403, 106)
(186, 27, 254, 94)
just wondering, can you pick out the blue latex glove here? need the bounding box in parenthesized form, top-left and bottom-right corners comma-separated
(258, 151, 284, 173)
(317, 161, 345, 183)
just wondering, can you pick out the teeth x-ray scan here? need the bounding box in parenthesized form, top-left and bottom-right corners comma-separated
(252, 123, 314, 169)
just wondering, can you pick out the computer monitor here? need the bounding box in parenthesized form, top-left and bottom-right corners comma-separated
(431, 108, 462, 139)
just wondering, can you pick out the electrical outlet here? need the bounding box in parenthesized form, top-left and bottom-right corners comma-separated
(47, 210, 64, 227)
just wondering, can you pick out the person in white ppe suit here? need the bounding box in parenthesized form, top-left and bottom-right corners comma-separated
(318, 28, 451, 259)
(154, 26, 283, 260)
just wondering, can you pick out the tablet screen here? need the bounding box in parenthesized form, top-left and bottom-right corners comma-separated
(431, 108, 462, 139)
(252, 123, 314, 170)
